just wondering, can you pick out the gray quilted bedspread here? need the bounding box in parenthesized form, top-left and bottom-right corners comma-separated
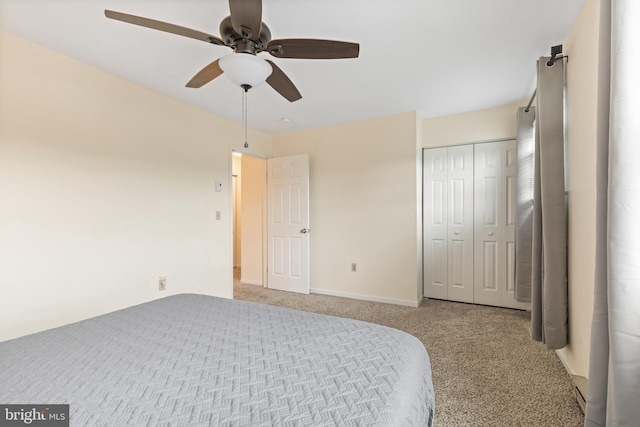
(0, 294, 434, 426)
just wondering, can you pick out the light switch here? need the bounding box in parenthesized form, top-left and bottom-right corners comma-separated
(215, 180, 223, 192)
(216, 211, 221, 220)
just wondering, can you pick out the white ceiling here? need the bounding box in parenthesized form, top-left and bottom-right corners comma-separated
(0, 0, 585, 135)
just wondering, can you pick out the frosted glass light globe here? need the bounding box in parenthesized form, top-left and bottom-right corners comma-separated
(219, 53, 272, 88)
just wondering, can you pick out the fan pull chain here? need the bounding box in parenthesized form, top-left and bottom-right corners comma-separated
(242, 85, 250, 148)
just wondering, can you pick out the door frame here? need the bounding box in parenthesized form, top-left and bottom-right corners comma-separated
(228, 146, 269, 295)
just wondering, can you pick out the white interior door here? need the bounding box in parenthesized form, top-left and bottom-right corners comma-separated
(474, 142, 503, 306)
(423, 148, 448, 299)
(446, 145, 474, 303)
(267, 154, 310, 294)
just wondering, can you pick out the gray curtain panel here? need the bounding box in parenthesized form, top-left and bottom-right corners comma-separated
(586, 0, 640, 425)
(514, 107, 535, 303)
(530, 57, 568, 350)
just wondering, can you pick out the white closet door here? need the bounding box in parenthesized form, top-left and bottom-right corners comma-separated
(446, 145, 474, 303)
(473, 142, 503, 306)
(424, 141, 530, 309)
(501, 140, 530, 310)
(423, 148, 448, 299)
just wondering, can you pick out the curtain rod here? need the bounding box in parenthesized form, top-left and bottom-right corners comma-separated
(524, 45, 567, 113)
(524, 89, 536, 113)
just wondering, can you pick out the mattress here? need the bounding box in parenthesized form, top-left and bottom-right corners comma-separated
(0, 294, 434, 426)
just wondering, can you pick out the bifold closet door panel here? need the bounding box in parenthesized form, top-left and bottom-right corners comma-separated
(446, 145, 474, 303)
(423, 147, 448, 299)
(473, 140, 529, 309)
(501, 140, 530, 310)
(473, 142, 503, 306)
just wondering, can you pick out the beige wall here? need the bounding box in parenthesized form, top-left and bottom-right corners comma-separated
(0, 32, 272, 341)
(240, 155, 266, 285)
(558, 0, 602, 378)
(421, 103, 522, 148)
(272, 112, 422, 305)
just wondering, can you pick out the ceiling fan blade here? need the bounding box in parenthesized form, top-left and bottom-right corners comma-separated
(228, 0, 262, 39)
(186, 59, 224, 88)
(265, 60, 302, 102)
(267, 39, 359, 59)
(105, 10, 225, 46)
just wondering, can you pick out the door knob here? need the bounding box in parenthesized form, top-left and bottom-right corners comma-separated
(488, 232, 494, 236)
(300, 228, 310, 234)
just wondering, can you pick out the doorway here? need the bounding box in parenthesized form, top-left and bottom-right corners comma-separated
(231, 151, 267, 294)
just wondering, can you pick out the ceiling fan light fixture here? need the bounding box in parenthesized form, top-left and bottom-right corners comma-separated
(219, 53, 272, 88)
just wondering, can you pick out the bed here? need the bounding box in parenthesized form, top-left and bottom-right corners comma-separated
(0, 294, 434, 426)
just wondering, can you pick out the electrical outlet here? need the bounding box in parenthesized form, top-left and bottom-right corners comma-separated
(158, 276, 167, 291)
(351, 263, 357, 272)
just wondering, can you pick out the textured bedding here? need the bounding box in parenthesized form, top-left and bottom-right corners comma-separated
(0, 294, 434, 426)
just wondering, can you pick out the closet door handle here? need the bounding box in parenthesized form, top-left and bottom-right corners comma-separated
(488, 232, 494, 236)
(454, 231, 460, 235)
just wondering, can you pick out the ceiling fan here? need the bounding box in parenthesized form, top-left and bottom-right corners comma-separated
(105, 0, 360, 102)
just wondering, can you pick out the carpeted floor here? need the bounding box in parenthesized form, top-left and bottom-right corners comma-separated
(233, 271, 585, 426)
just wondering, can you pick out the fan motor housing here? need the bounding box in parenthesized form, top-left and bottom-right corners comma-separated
(220, 16, 271, 54)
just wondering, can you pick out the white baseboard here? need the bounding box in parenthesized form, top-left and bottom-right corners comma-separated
(241, 280, 263, 286)
(556, 349, 589, 414)
(310, 287, 421, 308)
(556, 348, 574, 376)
